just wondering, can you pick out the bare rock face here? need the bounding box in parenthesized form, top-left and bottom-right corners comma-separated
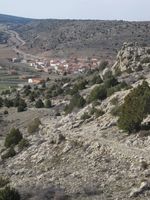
(112, 42, 150, 73)
(129, 181, 150, 197)
(142, 115, 150, 127)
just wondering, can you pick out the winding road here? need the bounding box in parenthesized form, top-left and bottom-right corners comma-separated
(6, 28, 39, 60)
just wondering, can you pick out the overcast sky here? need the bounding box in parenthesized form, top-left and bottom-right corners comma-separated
(0, 0, 150, 21)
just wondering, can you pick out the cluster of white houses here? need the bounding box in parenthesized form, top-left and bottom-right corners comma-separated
(11, 56, 101, 85)
(28, 57, 100, 75)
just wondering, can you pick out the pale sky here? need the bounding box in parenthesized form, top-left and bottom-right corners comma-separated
(0, 0, 150, 21)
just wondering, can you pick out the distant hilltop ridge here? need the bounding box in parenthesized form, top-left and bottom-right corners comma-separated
(1, 14, 150, 58)
(0, 14, 33, 24)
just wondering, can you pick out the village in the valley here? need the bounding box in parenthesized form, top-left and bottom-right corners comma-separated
(11, 56, 101, 84)
(0, 26, 103, 86)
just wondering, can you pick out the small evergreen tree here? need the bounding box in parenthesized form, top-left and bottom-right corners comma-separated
(73, 93, 86, 108)
(3, 110, 8, 115)
(0, 187, 20, 200)
(18, 139, 29, 151)
(13, 95, 20, 107)
(3, 99, 13, 108)
(29, 93, 35, 102)
(64, 93, 86, 114)
(118, 81, 150, 133)
(1, 147, 16, 160)
(91, 75, 103, 85)
(45, 99, 52, 108)
(17, 99, 27, 112)
(69, 85, 78, 95)
(76, 79, 88, 90)
(0, 177, 9, 188)
(27, 118, 41, 134)
(104, 76, 118, 88)
(5, 128, 22, 148)
(88, 85, 107, 103)
(35, 99, 44, 108)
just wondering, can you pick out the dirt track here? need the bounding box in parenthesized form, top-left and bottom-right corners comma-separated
(6, 28, 39, 60)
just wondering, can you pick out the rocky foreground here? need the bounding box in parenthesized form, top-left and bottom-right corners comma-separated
(1, 43, 150, 199)
(1, 92, 150, 199)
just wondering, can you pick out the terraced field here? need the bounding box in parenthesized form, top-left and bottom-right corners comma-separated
(0, 72, 26, 91)
(0, 63, 41, 92)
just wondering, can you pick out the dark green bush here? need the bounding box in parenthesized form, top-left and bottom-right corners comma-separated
(90, 75, 103, 85)
(23, 87, 31, 96)
(13, 95, 20, 107)
(35, 99, 44, 108)
(3, 110, 8, 115)
(46, 84, 64, 98)
(44, 99, 52, 108)
(29, 93, 35, 102)
(17, 105, 25, 112)
(1, 147, 16, 160)
(135, 65, 143, 72)
(118, 81, 150, 133)
(104, 76, 118, 88)
(27, 118, 41, 134)
(23, 85, 31, 90)
(69, 79, 88, 95)
(0, 186, 20, 200)
(76, 79, 88, 90)
(51, 87, 63, 97)
(71, 93, 85, 108)
(44, 91, 49, 98)
(107, 82, 128, 97)
(42, 82, 46, 88)
(107, 87, 117, 97)
(4, 128, 22, 148)
(90, 107, 104, 118)
(18, 139, 29, 151)
(64, 93, 86, 114)
(69, 85, 78, 95)
(17, 99, 27, 112)
(1, 90, 11, 96)
(88, 85, 107, 103)
(0, 177, 9, 188)
(81, 112, 91, 120)
(3, 99, 13, 108)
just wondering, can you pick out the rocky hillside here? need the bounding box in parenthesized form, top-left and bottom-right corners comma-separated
(13, 19, 150, 58)
(0, 15, 150, 59)
(1, 14, 150, 58)
(112, 42, 150, 73)
(1, 43, 150, 199)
